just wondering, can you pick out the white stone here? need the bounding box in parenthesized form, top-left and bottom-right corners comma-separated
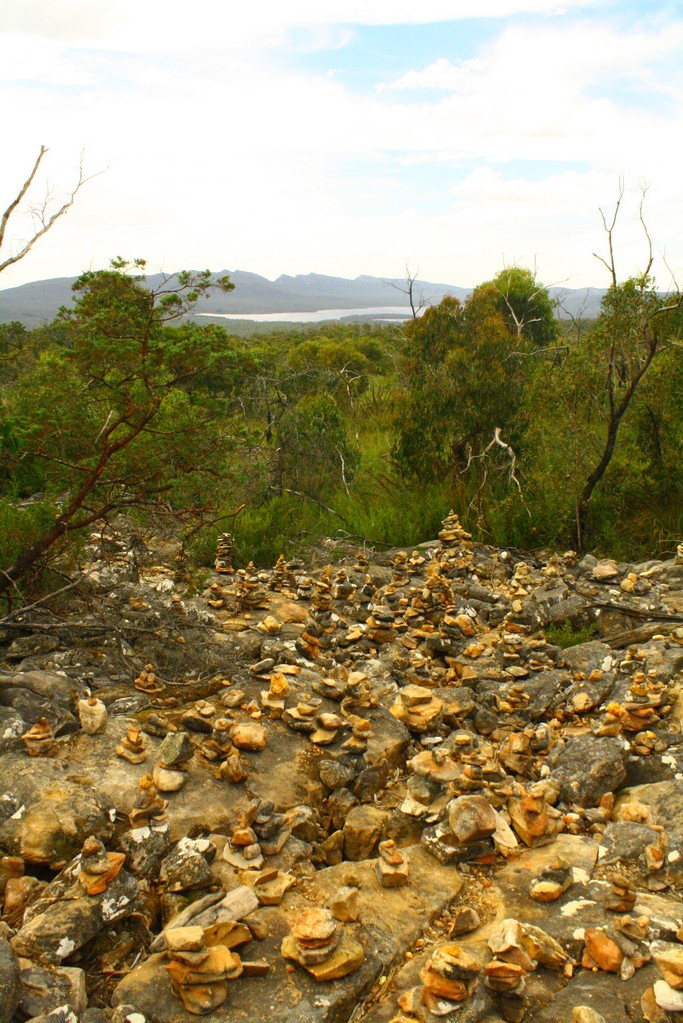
(654, 980, 683, 1012)
(56, 937, 76, 959)
(560, 898, 596, 917)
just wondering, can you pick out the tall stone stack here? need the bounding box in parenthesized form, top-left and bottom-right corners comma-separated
(163, 926, 243, 1014)
(215, 533, 235, 574)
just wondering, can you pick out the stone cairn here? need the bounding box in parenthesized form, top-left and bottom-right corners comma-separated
(116, 722, 148, 763)
(163, 925, 243, 1015)
(181, 699, 216, 734)
(129, 773, 168, 827)
(134, 662, 163, 694)
(421, 794, 498, 865)
(269, 554, 288, 591)
(331, 566, 356, 602)
(201, 717, 234, 762)
(153, 731, 195, 792)
(21, 718, 57, 757)
(78, 696, 107, 734)
(231, 563, 268, 611)
(390, 683, 444, 734)
(78, 836, 126, 895)
(399, 943, 485, 1018)
(485, 918, 570, 1019)
(217, 752, 248, 785)
(260, 670, 289, 718)
(376, 839, 409, 887)
(222, 799, 291, 871)
(528, 856, 574, 902)
(281, 907, 364, 981)
(214, 533, 235, 574)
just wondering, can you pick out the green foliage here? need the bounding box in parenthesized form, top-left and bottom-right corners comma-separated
(334, 479, 450, 549)
(190, 479, 454, 569)
(0, 497, 72, 605)
(0, 260, 240, 593)
(0, 497, 57, 568)
(391, 289, 527, 483)
(544, 621, 597, 648)
(488, 267, 559, 347)
(3, 252, 683, 593)
(276, 393, 359, 496)
(232, 496, 331, 566)
(521, 274, 683, 551)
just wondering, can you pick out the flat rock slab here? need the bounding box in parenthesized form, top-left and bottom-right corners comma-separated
(3, 671, 87, 710)
(618, 780, 683, 854)
(0, 718, 313, 845)
(297, 845, 463, 965)
(5, 692, 410, 845)
(464, 835, 600, 947)
(528, 961, 659, 1023)
(68, 718, 313, 840)
(547, 735, 627, 807)
(114, 847, 463, 1023)
(0, 759, 116, 869)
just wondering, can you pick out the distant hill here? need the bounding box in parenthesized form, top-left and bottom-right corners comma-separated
(0, 270, 605, 327)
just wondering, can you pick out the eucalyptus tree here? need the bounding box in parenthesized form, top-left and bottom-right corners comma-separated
(0, 260, 235, 595)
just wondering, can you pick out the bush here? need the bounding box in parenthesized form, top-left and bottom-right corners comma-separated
(0, 497, 59, 568)
(544, 621, 597, 648)
(0, 497, 70, 606)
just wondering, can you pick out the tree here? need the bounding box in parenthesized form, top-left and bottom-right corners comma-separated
(391, 289, 529, 482)
(486, 266, 559, 348)
(521, 187, 683, 551)
(387, 264, 429, 320)
(573, 187, 681, 547)
(0, 146, 96, 276)
(275, 393, 359, 499)
(0, 321, 29, 384)
(0, 260, 235, 596)
(571, 274, 681, 547)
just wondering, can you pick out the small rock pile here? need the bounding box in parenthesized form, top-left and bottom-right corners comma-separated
(281, 907, 364, 981)
(162, 925, 243, 1013)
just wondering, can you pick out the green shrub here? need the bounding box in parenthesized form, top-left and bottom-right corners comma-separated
(544, 621, 597, 648)
(0, 497, 58, 568)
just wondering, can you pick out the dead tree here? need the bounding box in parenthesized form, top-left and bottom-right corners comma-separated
(0, 146, 96, 275)
(387, 264, 429, 320)
(574, 184, 682, 549)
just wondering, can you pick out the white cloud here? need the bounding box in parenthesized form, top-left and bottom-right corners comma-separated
(378, 57, 483, 92)
(0, 0, 595, 47)
(382, 18, 683, 97)
(372, 18, 683, 170)
(0, 2, 681, 292)
(0, 3, 117, 41)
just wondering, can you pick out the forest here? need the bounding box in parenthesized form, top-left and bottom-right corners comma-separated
(1, 241, 682, 603)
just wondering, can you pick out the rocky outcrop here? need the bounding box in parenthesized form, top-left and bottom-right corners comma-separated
(0, 516, 682, 1022)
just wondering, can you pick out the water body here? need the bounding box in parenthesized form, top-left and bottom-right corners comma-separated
(197, 305, 415, 323)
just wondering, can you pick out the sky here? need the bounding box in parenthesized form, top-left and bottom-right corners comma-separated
(1, 0, 682, 293)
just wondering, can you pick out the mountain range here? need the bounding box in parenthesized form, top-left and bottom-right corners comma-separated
(0, 270, 605, 327)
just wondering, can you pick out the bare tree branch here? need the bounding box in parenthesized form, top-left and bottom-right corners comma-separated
(386, 264, 428, 320)
(460, 428, 529, 518)
(638, 184, 654, 278)
(592, 176, 624, 287)
(0, 146, 46, 252)
(0, 147, 102, 275)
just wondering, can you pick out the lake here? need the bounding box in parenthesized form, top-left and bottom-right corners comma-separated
(197, 305, 415, 323)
